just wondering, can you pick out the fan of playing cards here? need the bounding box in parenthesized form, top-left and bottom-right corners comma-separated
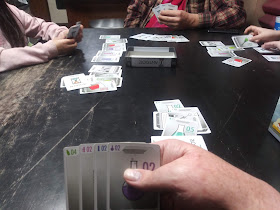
(130, 33, 189, 42)
(64, 142, 160, 210)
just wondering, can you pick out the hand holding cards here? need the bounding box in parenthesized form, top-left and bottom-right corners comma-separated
(152, 3, 178, 20)
(64, 142, 160, 210)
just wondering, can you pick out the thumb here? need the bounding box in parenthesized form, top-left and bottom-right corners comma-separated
(123, 167, 175, 192)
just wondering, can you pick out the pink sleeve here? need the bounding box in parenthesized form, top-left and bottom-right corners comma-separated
(0, 40, 58, 72)
(8, 4, 68, 40)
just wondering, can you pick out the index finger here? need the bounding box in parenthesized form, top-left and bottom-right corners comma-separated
(244, 25, 257, 35)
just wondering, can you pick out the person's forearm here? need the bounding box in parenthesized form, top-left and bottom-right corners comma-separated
(0, 41, 57, 72)
(222, 167, 280, 210)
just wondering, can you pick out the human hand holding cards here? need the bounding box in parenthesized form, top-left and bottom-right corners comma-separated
(64, 142, 160, 210)
(152, 3, 178, 20)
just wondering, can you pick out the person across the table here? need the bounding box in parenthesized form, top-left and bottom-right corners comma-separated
(0, 1, 83, 72)
(124, 0, 246, 29)
(244, 25, 280, 51)
(124, 140, 280, 209)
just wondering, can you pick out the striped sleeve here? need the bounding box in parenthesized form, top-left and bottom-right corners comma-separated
(198, 0, 246, 29)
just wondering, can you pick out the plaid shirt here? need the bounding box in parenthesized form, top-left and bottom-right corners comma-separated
(124, 0, 246, 28)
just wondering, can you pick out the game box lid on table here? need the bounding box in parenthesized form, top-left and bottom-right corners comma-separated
(125, 46, 177, 67)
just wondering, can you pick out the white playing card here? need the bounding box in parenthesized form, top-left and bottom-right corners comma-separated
(88, 65, 122, 76)
(107, 142, 160, 210)
(222, 56, 252, 67)
(99, 35, 121, 39)
(95, 76, 123, 88)
(262, 55, 280, 62)
(152, 5, 161, 19)
(199, 41, 225, 46)
(151, 135, 208, 150)
(206, 47, 221, 52)
(217, 45, 245, 51)
(254, 47, 276, 54)
(64, 146, 80, 210)
(130, 33, 150, 40)
(102, 43, 126, 51)
(96, 50, 123, 57)
(105, 38, 128, 43)
(63, 73, 89, 91)
(91, 56, 120, 63)
(154, 99, 184, 112)
(174, 35, 189, 42)
(94, 143, 109, 210)
(162, 118, 198, 136)
(79, 144, 95, 210)
(165, 4, 178, 10)
(207, 51, 236, 57)
(79, 80, 117, 94)
(232, 35, 258, 48)
(60, 77, 66, 88)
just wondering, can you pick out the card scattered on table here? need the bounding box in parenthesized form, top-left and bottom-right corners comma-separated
(222, 56, 252, 67)
(262, 55, 280, 62)
(130, 33, 189, 42)
(199, 41, 225, 46)
(216, 45, 245, 51)
(207, 51, 236, 57)
(254, 47, 276, 54)
(99, 35, 121, 39)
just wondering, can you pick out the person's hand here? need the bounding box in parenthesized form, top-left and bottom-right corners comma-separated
(56, 25, 84, 43)
(52, 39, 77, 56)
(123, 140, 280, 210)
(244, 25, 280, 43)
(158, 10, 199, 29)
(262, 41, 280, 51)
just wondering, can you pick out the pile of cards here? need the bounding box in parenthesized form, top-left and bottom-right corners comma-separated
(199, 39, 252, 67)
(152, 99, 211, 136)
(130, 33, 189, 42)
(64, 142, 160, 210)
(60, 65, 123, 94)
(91, 35, 127, 63)
(253, 47, 280, 62)
(152, 3, 178, 19)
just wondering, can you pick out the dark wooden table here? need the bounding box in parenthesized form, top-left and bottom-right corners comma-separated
(1, 28, 280, 209)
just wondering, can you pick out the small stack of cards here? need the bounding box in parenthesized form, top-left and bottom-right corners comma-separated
(60, 65, 123, 94)
(130, 33, 189, 42)
(253, 47, 280, 62)
(91, 35, 127, 63)
(152, 3, 178, 20)
(152, 99, 211, 136)
(64, 142, 160, 210)
(199, 38, 253, 67)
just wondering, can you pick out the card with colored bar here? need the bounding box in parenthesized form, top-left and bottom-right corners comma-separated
(222, 56, 252, 67)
